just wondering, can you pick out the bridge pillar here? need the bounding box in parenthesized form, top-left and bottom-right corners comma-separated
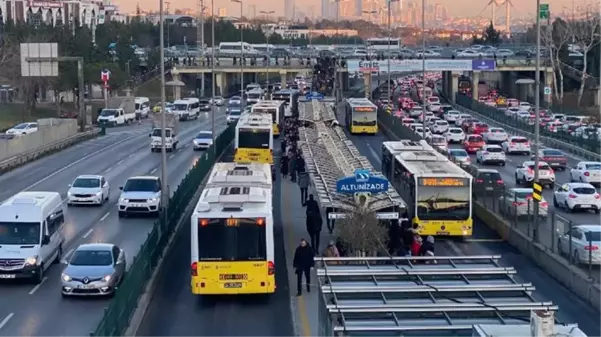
(215, 72, 227, 97)
(450, 72, 459, 103)
(471, 71, 480, 99)
(544, 70, 554, 104)
(442, 71, 450, 97)
(280, 71, 287, 88)
(173, 73, 182, 100)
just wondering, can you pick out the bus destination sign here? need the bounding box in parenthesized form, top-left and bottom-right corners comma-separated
(419, 177, 468, 187)
(353, 107, 376, 113)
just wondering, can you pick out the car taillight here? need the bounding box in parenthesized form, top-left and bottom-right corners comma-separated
(268, 261, 275, 275)
(191, 262, 198, 276)
(540, 202, 548, 207)
(584, 246, 599, 251)
(527, 168, 534, 174)
(568, 194, 578, 199)
(496, 180, 504, 184)
(513, 201, 526, 206)
(584, 172, 590, 176)
(595, 194, 600, 199)
(476, 179, 483, 183)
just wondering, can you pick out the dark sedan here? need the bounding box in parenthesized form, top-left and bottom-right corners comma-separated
(533, 148, 568, 170)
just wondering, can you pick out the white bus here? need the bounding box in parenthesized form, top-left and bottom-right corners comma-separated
(366, 37, 402, 51)
(381, 140, 473, 237)
(218, 42, 261, 56)
(251, 100, 285, 136)
(190, 162, 275, 295)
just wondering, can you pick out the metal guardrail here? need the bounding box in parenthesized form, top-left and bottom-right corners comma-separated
(0, 129, 100, 173)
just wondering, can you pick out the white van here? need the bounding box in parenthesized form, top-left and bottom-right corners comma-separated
(218, 42, 260, 56)
(97, 108, 134, 126)
(135, 97, 151, 119)
(172, 98, 200, 121)
(0, 191, 65, 283)
(246, 88, 264, 104)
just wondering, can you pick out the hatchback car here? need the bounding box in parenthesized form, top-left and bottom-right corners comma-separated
(461, 119, 480, 132)
(445, 128, 465, 143)
(469, 122, 489, 135)
(570, 161, 601, 184)
(61, 243, 126, 297)
(470, 168, 505, 197)
(448, 148, 471, 167)
(476, 145, 506, 166)
(533, 149, 568, 170)
(67, 175, 110, 206)
(483, 127, 508, 143)
(553, 183, 600, 213)
(500, 188, 548, 218)
(464, 134, 485, 153)
(515, 161, 555, 188)
(558, 225, 601, 265)
(192, 131, 213, 150)
(502, 136, 531, 155)
(6, 122, 38, 136)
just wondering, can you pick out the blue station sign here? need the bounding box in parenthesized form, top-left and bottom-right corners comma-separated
(336, 169, 389, 194)
(306, 92, 324, 101)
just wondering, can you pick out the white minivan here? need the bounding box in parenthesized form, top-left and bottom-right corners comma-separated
(135, 97, 151, 119)
(0, 191, 65, 283)
(172, 98, 200, 121)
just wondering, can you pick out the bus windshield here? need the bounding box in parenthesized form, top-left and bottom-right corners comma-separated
(238, 129, 270, 148)
(352, 111, 377, 126)
(416, 185, 470, 220)
(197, 218, 266, 261)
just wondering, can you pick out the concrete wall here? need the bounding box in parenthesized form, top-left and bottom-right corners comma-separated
(0, 118, 78, 161)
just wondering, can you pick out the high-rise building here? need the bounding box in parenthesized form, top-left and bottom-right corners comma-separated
(321, 0, 330, 18)
(218, 7, 227, 17)
(355, 0, 362, 16)
(285, 0, 295, 19)
(434, 3, 442, 20)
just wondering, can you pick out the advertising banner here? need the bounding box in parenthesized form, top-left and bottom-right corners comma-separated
(346, 59, 474, 73)
(472, 59, 496, 71)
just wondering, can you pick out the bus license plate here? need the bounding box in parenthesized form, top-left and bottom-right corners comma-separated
(436, 231, 450, 235)
(224, 282, 242, 288)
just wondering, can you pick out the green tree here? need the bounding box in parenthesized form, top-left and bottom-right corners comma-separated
(473, 22, 502, 45)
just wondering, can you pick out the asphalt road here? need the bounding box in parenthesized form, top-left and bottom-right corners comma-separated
(338, 110, 600, 336)
(136, 142, 294, 336)
(0, 108, 228, 336)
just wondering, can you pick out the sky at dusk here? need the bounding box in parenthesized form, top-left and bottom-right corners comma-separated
(117, 0, 596, 19)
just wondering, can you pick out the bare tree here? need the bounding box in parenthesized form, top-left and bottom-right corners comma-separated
(567, 12, 601, 107)
(335, 207, 387, 256)
(541, 21, 571, 103)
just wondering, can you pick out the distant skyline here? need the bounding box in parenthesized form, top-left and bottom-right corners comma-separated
(117, 0, 595, 20)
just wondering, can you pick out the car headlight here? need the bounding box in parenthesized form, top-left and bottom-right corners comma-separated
(62, 273, 72, 282)
(119, 198, 128, 203)
(95, 191, 102, 196)
(103, 275, 112, 282)
(149, 197, 158, 202)
(67, 191, 73, 196)
(25, 256, 38, 266)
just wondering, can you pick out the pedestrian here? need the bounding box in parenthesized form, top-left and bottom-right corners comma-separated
(293, 238, 315, 296)
(298, 171, 309, 205)
(387, 219, 403, 256)
(323, 240, 340, 262)
(411, 234, 423, 257)
(403, 222, 416, 252)
(296, 154, 306, 174)
(305, 195, 323, 251)
(280, 154, 289, 178)
(419, 235, 435, 258)
(280, 138, 287, 154)
(289, 152, 297, 182)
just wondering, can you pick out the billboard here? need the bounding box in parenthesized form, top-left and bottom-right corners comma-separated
(347, 59, 485, 73)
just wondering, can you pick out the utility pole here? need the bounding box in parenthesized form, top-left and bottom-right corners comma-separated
(260, 10, 275, 95)
(421, 0, 426, 140)
(159, 0, 169, 227)
(533, 0, 544, 240)
(232, 0, 244, 110)
(198, 0, 205, 97)
(211, 0, 216, 154)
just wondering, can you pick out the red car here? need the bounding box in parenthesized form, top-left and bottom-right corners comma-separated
(469, 122, 489, 135)
(464, 134, 485, 153)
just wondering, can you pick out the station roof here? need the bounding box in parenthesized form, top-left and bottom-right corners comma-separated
(299, 113, 405, 212)
(315, 255, 560, 336)
(298, 99, 336, 123)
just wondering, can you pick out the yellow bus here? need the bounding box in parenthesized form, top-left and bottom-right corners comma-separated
(250, 100, 285, 137)
(191, 162, 275, 295)
(345, 98, 378, 134)
(234, 113, 273, 164)
(381, 140, 474, 237)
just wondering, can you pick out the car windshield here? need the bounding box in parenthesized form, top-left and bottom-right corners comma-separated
(196, 132, 212, 139)
(585, 164, 601, 170)
(230, 97, 241, 101)
(199, 100, 210, 104)
(12, 123, 27, 129)
(0, 222, 40, 245)
(515, 191, 533, 200)
(486, 147, 503, 153)
(542, 149, 563, 156)
(431, 137, 445, 144)
(173, 104, 188, 111)
(491, 128, 504, 133)
(451, 150, 468, 157)
(123, 179, 159, 192)
(584, 231, 601, 242)
(70, 250, 113, 266)
(73, 178, 101, 188)
(100, 109, 118, 117)
(449, 129, 462, 134)
(573, 187, 596, 195)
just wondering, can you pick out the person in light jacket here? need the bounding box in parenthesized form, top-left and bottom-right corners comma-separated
(323, 241, 340, 263)
(298, 171, 309, 205)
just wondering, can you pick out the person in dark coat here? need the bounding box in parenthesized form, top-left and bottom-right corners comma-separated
(293, 238, 315, 296)
(280, 154, 289, 178)
(296, 154, 306, 174)
(298, 171, 309, 205)
(305, 194, 323, 251)
(419, 236, 435, 256)
(289, 153, 297, 182)
(388, 220, 403, 256)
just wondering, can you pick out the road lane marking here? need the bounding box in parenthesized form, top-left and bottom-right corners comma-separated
(150, 168, 157, 174)
(0, 313, 14, 330)
(116, 159, 124, 165)
(64, 248, 74, 260)
(29, 277, 48, 295)
(105, 167, 112, 172)
(446, 240, 464, 256)
(168, 154, 175, 159)
(128, 153, 136, 158)
(100, 212, 110, 221)
(82, 228, 94, 239)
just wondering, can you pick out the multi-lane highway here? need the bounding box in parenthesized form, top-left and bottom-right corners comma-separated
(0, 109, 228, 336)
(135, 144, 294, 336)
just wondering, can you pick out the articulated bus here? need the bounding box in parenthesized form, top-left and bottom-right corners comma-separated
(234, 113, 274, 164)
(191, 162, 275, 295)
(272, 89, 301, 118)
(345, 98, 378, 134)
(366, 37, 402, 51)
(250, 100, 285, 137)
(381, 140, 474, 237)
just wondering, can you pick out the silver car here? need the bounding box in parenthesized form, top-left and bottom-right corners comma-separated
(61, 243, 126, 297)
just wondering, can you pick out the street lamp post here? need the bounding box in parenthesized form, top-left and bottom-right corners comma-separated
(260, 10, 274, 96)
(159, 0, 169, 224)
(199, 0, 205, 97)
(387, 0, 399, 104)
(211, 0, 216, 154)
(334, 0, 340, 102)
(232, 0, 244, 110)
(533, 0, 542, 238)
(362, 10, 377, 60)
(421, 0, 426, 139)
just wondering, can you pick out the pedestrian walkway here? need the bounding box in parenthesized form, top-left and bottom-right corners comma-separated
(281, 177, 333, 337)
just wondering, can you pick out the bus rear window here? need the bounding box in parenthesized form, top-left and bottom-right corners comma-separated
(197, 218, 266, 261)
(238, 129, 270, 148)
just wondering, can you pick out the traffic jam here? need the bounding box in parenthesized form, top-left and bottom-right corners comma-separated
(378, 73, 601, 218)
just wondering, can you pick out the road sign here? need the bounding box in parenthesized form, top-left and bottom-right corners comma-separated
(544, 86, 551, 95)
(101, 70, 110, 82)
(20, 43, 59, 77)
(533, 183, 543, 201)
(336, 169, 389, 194)
(539, 3, 549, 19)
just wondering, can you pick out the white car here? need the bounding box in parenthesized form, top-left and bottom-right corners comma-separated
(553, 183, 601, 213)
(427, 135, 448, 152)
(428, 103, 442, 112)
(501, 188, 548, 218)
(212, 96, 225, 106)
(516, 110, 531, 120)
(118, 176, 162, 217)
(414, 126, 431, 138)
(515, 161, 555, 187)
(505, 107, 521, 117)
(570, 162, 601, 184)
(558, 225, 601, 265)
(476, 145, 506, 166)
(496, 49, 515, 57)
(193, 131, 213, 150)
(444, 110, 461, 123)
(416, 50, 441, 57)
(410, 123, 424, 132)
(456, 50, 485, 58)
(518, 102, 531, 110)
(67, 175, 110, 206)
(228, 96, 242, 105)
(502, 136, 531, 155)
(409, 107, 424, 118)
(483, 127, 508, 143)
(456, 114, 472, 126)
(445, 127, 465, 143)
(6, 122, 38, 136)
(431, 120, 449, 134)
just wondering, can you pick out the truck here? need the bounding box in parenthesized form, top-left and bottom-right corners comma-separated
(150, 112, 180, 152)
(97, 97, 136, 127)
